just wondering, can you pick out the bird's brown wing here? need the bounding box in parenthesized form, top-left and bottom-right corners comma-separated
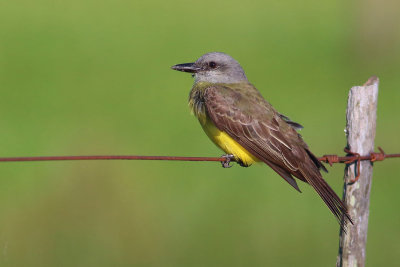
(203, 84, 352, 228)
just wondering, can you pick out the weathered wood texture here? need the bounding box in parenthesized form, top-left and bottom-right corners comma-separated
(337, 76, 379, 267)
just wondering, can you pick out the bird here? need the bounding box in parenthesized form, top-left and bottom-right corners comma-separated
(171, 52, 352, 229)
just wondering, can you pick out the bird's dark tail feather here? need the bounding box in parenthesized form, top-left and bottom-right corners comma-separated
(305, 149, 328, 173)
(297, 164, 353, 231)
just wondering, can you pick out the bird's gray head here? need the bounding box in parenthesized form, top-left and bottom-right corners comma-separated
(171, 52, 248, 84)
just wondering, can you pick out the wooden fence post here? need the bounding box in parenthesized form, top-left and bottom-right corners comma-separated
(336, 76, 379, 267)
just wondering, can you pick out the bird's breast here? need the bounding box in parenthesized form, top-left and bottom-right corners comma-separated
(188, 87, 207, 122)
(188, 84, 258, 166)
(200, 115, 258, 166)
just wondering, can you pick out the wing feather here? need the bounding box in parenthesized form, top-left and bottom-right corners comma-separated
(203, 84, 351, 228)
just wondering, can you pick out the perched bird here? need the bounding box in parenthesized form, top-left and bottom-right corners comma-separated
(171, 52, 352, 228)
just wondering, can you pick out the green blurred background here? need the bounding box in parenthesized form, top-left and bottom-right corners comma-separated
(0, 0, 399, 266)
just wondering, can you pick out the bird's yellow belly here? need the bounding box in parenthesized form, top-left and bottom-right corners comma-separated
(200, 116, 259, 166)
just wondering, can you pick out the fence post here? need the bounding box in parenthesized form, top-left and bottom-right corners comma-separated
(336, 76, 379, 267)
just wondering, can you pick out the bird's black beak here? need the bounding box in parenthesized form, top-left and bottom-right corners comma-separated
(171, 63, 200, 73)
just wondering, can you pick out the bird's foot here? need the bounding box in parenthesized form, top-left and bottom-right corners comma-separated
(221, 154, 235, 168)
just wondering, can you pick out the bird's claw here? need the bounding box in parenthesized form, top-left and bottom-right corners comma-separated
(221, 154, 235, 168)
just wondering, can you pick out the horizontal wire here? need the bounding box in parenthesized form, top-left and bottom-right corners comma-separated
(0, 155, 225, 162)
(0, 147, 398, 164)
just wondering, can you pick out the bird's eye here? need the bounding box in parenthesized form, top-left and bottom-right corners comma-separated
(208, 61, 217, 69)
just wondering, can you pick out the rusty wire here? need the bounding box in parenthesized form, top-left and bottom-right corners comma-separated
(0, 146, 399, 180)
(319, 147, 398, 183)
(0, 147, 398, 165)
(318, 149, 362, 183)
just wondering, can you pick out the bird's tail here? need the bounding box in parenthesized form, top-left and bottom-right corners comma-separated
(297, 164, 353, 231)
